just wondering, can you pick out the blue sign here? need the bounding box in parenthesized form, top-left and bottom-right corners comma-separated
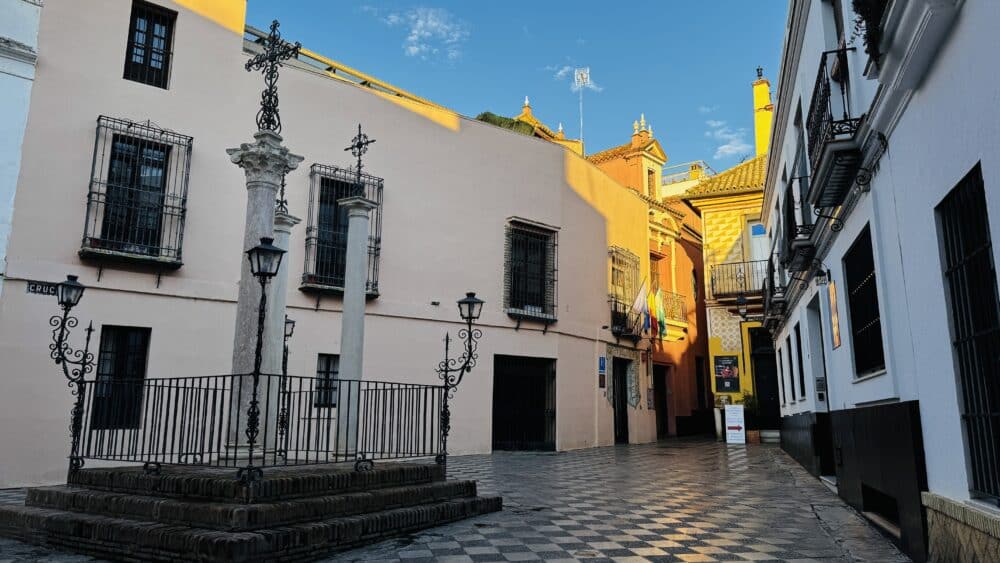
(598, 356, 606, 375)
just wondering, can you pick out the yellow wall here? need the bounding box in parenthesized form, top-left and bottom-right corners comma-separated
(174, 0, 247, 34)
(699, 194, 763, 274)
(753, 78, 774, 157)
(708, 320, 761, 400)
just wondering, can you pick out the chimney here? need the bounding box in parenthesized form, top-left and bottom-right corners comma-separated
(689, 162, 703, 180)
(753, 67, 774, 156)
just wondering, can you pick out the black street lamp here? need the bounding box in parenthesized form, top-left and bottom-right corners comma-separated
(240, 237, 285, 483)
(435, 292, 485, 466)
(49, 274, 95, 477)
(736, 293, 749, 320)
(276, 315, 295, 459)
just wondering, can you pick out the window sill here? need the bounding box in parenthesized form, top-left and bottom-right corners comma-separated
(505, 308, 557, 324)
(299, 282, 380, 300)
(852, 369, 888, 384)
(79, 246, 182, 270)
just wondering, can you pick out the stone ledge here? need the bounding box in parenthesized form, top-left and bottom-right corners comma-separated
(67, 462, 445, 503)
(923, 492, 1000, 539)
(27, 480, 478, 531)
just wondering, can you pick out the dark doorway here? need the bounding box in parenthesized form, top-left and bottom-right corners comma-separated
(749, 327, 781, 430)
(91, 326, 151, 430)
(653, 365, 670, 439)
(612, 357, 630, 444)
(492, 355, 556, 451)
(808, 296, 837, 476)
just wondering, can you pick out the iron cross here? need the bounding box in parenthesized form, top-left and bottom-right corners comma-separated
(344, 124, 376, 186)
(245, 20, 301, 134)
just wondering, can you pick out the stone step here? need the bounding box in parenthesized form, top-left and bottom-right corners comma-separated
(67, 462, 445, 503)
(0, 495, 502, 562)
(26, 479, 478, 531)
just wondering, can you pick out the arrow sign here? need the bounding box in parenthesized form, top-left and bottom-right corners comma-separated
(724, 404, 746, 444)
(727, 425, 743, 431)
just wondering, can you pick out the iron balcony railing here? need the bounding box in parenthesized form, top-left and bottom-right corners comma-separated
(302, 164, 383, 295)
(609, 297, 642, 339)
(710, 260, 767, 299)
(80, 116, 193, 268)
(805, 48, 864, 208)
(662, 290, 688, 323)
(73, 374, 443, 470)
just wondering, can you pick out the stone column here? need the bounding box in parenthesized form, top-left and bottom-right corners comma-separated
(260, 210, 300, 451)
(336, 195, 378, 455)
(225, 130, 303, 455)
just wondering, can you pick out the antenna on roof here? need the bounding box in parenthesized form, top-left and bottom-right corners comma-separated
(574, 67, 591, 151)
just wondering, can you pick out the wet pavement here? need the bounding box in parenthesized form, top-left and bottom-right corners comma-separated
(0, 439, 908, 562)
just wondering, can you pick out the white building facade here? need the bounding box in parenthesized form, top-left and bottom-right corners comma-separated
(0, 0, 42, 296)
(762, 0, 999, 561)
(0, 0, 686, 488)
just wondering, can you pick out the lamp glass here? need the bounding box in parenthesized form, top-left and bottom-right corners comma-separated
(284, 317, 296, 339)
(57, 275, 86, 308)
(457, 292, 484, 322)
(246, 237, 286, 278)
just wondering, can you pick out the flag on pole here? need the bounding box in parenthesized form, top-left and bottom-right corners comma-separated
(656, 289, 667, 338)
(648, 290, 658, 338)
(631, 279, 648, 314)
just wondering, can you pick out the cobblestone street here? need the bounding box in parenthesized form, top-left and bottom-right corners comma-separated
(0, 440, 907, 562)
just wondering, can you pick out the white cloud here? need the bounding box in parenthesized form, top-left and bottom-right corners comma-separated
(705, 120, 751, 160)
(698, 105, 719, 114)
(552, 65, 573, 80)
(364, 6, 470, 62)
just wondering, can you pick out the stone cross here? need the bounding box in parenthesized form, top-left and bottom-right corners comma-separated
(245, 19, 301, 134)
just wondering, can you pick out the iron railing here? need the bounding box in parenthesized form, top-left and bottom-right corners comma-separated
(710, 260, 767, 299)
(73, 374, 443, 471)
(609, 297, 641, 338)
(806, 48, 861, 182)
(81, 116, 193, 267)
(662, 290, 688, 322)
(302, 164, 383, 295)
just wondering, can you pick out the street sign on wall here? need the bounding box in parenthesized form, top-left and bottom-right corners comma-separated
(724, 404, 746, 444)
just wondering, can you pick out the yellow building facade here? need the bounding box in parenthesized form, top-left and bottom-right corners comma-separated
(684, 73, 773, 407)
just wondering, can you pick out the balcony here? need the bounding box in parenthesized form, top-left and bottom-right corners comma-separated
(806, 48, 864, 209)
(763, 260, 787, 331)
(710, 260, 767, 300)
(609, 297, 642, 342)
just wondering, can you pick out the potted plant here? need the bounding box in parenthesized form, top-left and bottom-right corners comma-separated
(741, 393, 761, 444)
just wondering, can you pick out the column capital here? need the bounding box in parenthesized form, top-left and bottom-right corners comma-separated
(227, 130, 304, 188)
(274, 210, 302, 234)
(338, 196, 378, 217)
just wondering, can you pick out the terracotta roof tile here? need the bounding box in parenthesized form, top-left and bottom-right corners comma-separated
(684, 154, 766, 198)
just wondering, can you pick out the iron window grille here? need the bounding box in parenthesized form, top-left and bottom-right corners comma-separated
(123, 1, 176, 89)
(301, 164, 383, 296)
(91, 326, 151, 430)
(81, 116, 193, 268)
(794, 323, 806, 398)
(843, 226, 886, 376)
(504, 221, 558, 322)
(937, 163, 1000, 503)
(786, 337, 796, 401)
(314, 354, 340, 408)
(609, 247, 641, 337)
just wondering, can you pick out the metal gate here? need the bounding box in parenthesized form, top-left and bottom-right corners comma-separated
(492, 355, 556, 451)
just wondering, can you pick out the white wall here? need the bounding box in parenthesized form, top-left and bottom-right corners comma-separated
(0, 0, 41, 296)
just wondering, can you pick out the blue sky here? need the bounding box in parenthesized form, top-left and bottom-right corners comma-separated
(245, 1, 788, 170)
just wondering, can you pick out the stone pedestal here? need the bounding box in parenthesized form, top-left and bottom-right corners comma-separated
(336, 196, 378, 453)
(225, 130, 303, 449)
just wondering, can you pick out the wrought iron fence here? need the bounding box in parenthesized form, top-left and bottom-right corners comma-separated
(81, 116, 193, 267)
(710, 260, 768, 299)
(806, 48, 861, 177)
(73, 374, 443, 471)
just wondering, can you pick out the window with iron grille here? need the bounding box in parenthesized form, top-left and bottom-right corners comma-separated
(504, 221, 558, 321)
(794, 323, 806, 397)
(777, 346, 786, 404)
(786, 336, 796, 401)
(315, 354, 340, 408)
(123, 1, 176, 89)
(649, 255, 662, 291)
(302, 164, 383, 296)
(843, 226, 885, 375)
(91, 326, 151, 430)
(610, 247, 639, 301)
(937, 163, 1000, 503)
(81, 116, 193, 267)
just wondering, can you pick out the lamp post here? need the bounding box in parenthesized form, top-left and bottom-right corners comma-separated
(736, 293, 749, 320)
(240, 237, 285, 483)
(276, 315, 295, 459)
(48, 275, 95, 478)
(435, 292, 484, 466)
